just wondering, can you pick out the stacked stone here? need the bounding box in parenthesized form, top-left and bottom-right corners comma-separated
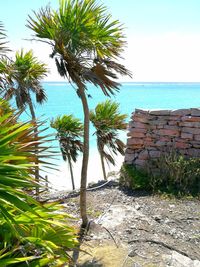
(125, 108, 200, 170)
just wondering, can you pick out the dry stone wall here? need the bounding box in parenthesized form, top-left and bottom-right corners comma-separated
(125, 108, 200, 170)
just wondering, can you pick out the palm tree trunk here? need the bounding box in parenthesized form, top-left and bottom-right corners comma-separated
(67, 154, 75, 190)
(99, 148, 107, 180)
(27, 94, 40, 197)
(78, 85, 89, 228)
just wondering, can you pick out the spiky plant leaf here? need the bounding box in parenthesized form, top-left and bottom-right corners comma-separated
(0, 100, 78, 266)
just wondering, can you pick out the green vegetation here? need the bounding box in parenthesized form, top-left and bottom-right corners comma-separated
(0, 49, 48, 119)
(120, 164, 151, 190)
(0, 100, 77, 266)
(51, 114, 83, 190)
(0, 49, 48, 195)
(120, 152, 200, 196)
(150, 152, 200, 196)
(90, 100, 127, 180)
(0, 22, 9, 56)
(27, 0, 131, 227)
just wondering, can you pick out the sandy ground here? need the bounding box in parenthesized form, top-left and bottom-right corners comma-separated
(46, 181, 200, 267)
(46, 150, 124, 191)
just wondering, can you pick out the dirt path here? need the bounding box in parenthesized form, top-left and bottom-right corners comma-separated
(47, 182, 200, 266)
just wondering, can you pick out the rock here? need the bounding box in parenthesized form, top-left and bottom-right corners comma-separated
(153, 215, 162, 222)
(138, 150, 149, 160)
(155, 129, 180, 137)
(149, 109, 171, 116)
(134, 159, 146, 167)
(181, 132, 193, 139)
(163, 251, 200, 267)
(84, 236, 92, 241)
(194, 135, 200, 141)
(127, 138, 144, 145)
(182, 127, 200, 135)
(182, 116, 200, 122)
(135, 204, 141, 210)
(128, 250, 137, 257)
(191, 108, 200, 117)
(125, 229, 133, 234)
(133, 114, 150, 123)
(171, 109, 191, 116)
(149, 150, 161, 158)
(135, 108, 149, 114)
(132, 121, 149, 129)
(128, 131, 146, 138)
(175, 141, 191, 149)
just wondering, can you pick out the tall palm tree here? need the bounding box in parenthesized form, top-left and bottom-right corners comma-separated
(90, 100, 127, 180)
(0, 49, 48, 195)
(27, 0, 131, 227)
(51, 114, 83, 190)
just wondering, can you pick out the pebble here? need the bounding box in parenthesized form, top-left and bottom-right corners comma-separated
(128, 250, 137, 257)
(125, 229, 133, 234)
(135, 204, 141, 210)
(153, 215, 162, 222)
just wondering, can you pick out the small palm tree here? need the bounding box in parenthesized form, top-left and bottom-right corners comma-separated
(90, 100, 127, 180)
(0, 49, 48, 195)
(0, 49, 48, 120)
(51, 114, 83, 190)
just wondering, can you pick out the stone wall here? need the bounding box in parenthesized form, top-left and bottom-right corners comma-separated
(125, 108, 200, 170)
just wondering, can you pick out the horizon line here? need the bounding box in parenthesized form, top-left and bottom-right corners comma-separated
(42, 80, 200, 83)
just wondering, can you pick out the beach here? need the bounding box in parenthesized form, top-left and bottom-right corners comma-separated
(46, 147, 124, 191)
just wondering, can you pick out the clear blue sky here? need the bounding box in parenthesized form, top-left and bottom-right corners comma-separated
(1, 0, 200, 81)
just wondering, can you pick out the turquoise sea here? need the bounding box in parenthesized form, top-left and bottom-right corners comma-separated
(20, 82, 200, 190)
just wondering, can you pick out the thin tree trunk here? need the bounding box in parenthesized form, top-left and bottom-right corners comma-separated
(27, 94, 40, 197)
(78, 86, 89, 228)
(99, 148, 107, 180)
(67, 154, 75, 190)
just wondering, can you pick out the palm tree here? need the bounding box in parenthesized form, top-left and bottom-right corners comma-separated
(90, 100, 127, 180)
(27, 0, 131, 227)
(0, 49, 48, 195)
(51, 114, 83, 190)
(0, 99, 77, 266)
(0, 49, 48, 121)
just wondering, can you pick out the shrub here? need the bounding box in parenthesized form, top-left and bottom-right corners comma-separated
(150, 152, 200, 196)
(120, 164, 151, 190)
(120, 152, 200, 196)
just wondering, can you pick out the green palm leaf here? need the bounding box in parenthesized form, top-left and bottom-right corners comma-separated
(51, 114, 83, 190)
(90, 100, 127, 179)
(0, 100, 78, 265)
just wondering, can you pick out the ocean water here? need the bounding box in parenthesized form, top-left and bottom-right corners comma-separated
(22, 82, 200, 191)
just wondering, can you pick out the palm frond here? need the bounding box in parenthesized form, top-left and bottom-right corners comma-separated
(90, 100, 127, 167)
(0, 99, 78, 265)
(27, 0, 132, 95)
(0, 49, 48, 111)
(0, 22, 10, 55)
(51, 114, 83, 163)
